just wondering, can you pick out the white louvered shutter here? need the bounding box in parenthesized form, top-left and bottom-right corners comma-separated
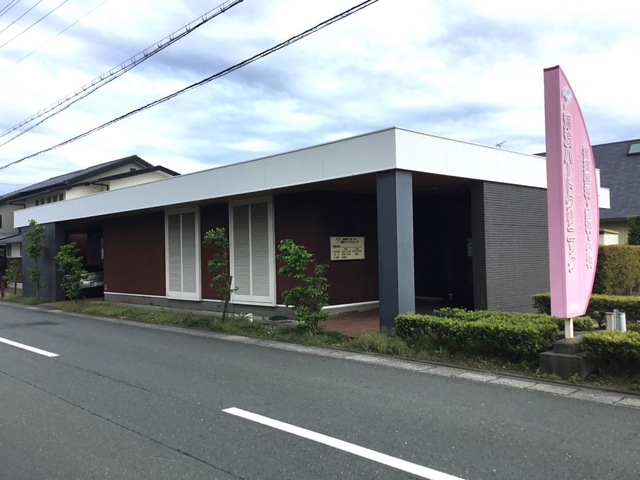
(230, 200, 275, 305)
(166, 210, 201, 300)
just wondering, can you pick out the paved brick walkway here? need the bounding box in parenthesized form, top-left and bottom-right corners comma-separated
(322, 309, 380, 337)
(322, 300, 444, 337)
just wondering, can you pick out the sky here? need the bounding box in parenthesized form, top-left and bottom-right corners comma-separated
(0, 0, 638, 195)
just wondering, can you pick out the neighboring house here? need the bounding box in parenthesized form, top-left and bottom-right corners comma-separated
(0, 155, 179, 278)
(593, 138, 640, 244)
(17, 127, 580, 328)
(0, 204, 22, 268)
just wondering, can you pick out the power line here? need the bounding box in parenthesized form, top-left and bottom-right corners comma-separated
(0, 0, 245, 146)
(0, 1, 22, 19)
(0, 0, 43, 36)
(0, 0, 380, 172)
(0, 0, 110, 75)
(0, 0, 70, 50)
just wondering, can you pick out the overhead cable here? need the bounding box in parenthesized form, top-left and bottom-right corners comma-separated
(0, 1, 22, 19)
(0, 0, 43, 36)
(0, 0, 379, 172)
(0, 0, 244, 146)
(0, 0, 69, 50)
(0, 0, 110, 75)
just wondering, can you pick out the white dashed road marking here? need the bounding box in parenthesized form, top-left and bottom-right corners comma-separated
(0, 336, 59, 357)
(224, 407, 466, 480)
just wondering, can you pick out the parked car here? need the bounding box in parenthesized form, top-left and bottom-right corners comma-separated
(80, 265, 104, 297)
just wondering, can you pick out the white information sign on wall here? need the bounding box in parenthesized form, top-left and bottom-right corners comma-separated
(330, 236, 365, 261)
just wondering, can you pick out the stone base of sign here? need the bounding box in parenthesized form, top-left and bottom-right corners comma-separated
(539, 336, 595, 379)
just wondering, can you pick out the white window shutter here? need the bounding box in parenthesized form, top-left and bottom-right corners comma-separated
(232, 205, 251, 296)
(230, 198, 275, 305)
(167, 213, 182, 292)
(165, 209, 201, 300)
(250, 202, 270, 297)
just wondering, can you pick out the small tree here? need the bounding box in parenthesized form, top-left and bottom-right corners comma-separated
(203, 227, 237, 322)
(628, 216, 640, 245)
(2, 259, 20, 295)
(24, 219, 46, 299)
(277, 239, 329, 332)
(55, 242, 86, 301)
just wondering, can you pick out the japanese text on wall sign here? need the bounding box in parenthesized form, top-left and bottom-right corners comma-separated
(330, 236, 365, 261)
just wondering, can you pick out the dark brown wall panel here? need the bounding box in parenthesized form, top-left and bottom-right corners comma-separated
(103, 213, 165, 296)
(275, 191, 378, 305)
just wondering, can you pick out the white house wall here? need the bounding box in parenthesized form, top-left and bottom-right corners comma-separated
(8, 242, 20, 258)
(65, 185, 106, 200)
(109, 171, 175, 190)
(0, 204, 20, 233)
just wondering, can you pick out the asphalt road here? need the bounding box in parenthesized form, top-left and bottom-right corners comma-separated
(0, 302, 639, 480)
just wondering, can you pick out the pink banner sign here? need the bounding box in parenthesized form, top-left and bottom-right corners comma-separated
(544, 66, 599, 319)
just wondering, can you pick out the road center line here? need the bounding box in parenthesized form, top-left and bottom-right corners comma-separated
(0, 336, 59, 357)
(223, 407, 465, 480)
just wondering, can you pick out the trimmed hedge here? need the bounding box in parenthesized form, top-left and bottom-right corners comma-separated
(582, 330, 640, 371)
(593, 245, 640, 295)
(438, 306, 594, 331)
(395, 310, 558, 361)
(533, 292, 640, 328)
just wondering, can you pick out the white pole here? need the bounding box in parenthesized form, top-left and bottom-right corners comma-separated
(564, 318, 574, 339)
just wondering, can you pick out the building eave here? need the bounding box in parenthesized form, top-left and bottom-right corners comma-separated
(14, 128, 547, 228)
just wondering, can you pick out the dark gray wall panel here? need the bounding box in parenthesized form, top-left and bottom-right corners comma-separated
(22, 222, 65, 301)
(475, 182, 549, 312)
(377, 170, 415, 330)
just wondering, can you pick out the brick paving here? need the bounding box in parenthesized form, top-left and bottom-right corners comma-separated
(321, 299, 444, 337)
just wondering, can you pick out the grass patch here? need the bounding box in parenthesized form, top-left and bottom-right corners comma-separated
(32, 298, 350, 346)
(349, 332, 411, 356)
(2, 295, 47, 305)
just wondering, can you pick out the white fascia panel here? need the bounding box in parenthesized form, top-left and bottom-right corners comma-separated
(15, 129, 399, 228)
(261, 129, 397, 188)
(395, 129, 546, 188)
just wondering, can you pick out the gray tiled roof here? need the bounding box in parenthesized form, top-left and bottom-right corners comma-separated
(593, 139, 640, 220)
(0, 155, 151, 203)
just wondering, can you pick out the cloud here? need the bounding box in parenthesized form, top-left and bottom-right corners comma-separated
(0, 0, 638, 195)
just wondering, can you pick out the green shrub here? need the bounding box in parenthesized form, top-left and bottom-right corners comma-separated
(628, 215, 640, 245)
(533, 292, 640, 329)
(277, 239, 329, 331)
(532, 293, 551, 315)
(582, 330, 640, 371)
(55, 242, 86, 301)
(568, 316, 596, 331)
(594, 245, 640, 295)
(395, 311, 557, 361)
